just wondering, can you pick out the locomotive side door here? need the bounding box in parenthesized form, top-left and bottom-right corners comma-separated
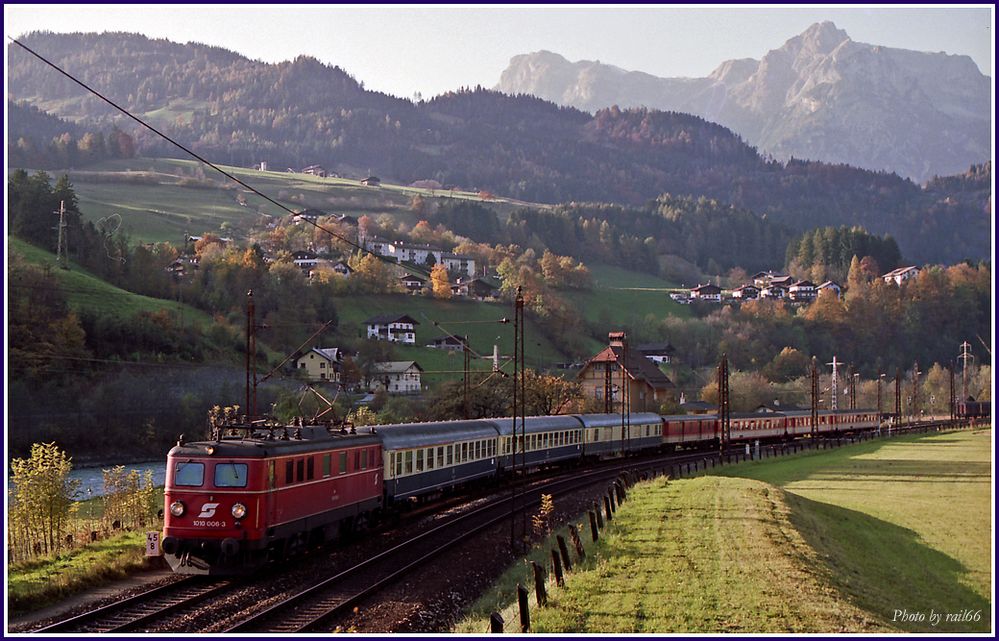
(266, 460, 278, 528)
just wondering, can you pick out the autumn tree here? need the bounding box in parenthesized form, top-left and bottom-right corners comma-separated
(8, 442, 80, 561)
(431, 263, 452, 299)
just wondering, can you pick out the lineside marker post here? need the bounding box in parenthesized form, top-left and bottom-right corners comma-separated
(532, 561, 547, 606)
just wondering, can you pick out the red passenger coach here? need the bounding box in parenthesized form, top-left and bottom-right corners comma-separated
(162, 426, 382, 575)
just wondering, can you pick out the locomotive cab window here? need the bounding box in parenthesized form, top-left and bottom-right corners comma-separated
(214, 462, 248, 488)
(174, 461, 205, 487)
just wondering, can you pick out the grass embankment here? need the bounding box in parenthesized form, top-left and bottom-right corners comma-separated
(459, 428, 991, 633)
(719, 429, 992, 633)
(7, 532, 153, 614)
(9, 235, 212, 326)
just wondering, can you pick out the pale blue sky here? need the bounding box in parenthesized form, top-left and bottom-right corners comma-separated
(4, 4, 994, 99)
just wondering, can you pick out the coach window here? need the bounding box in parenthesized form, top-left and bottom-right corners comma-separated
(404, 450, 413, 475)
(437, 447, 445, 468)
(416, 449, 424, 472)
(307, 457, 315, 480)
(339, 451, 348, 474)
(474, 441, 481, 460)
(215, 462, 248, 488)
(446, 445, 453, 466)
(174, 461, 205, 487)
(426, 449, 434, 470)
(323, 454, 331, 477)
(461, 442, 468, 462)
(394, 452, 403, 477)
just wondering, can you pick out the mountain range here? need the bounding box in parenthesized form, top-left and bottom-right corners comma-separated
(496, 22, 991, 182)
(6, 31, 991, 264)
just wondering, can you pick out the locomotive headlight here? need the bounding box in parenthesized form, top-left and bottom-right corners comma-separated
(231, 502, 247, 519)
(169, 500, 185, 517)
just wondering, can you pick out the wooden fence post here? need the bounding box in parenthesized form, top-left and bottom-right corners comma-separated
(557, 535, 573, 571)
(517, 584, 530, 632)
(594, 503, 604, 529)
(489, 612, 504, 633)
(532, 561, 547, 606)
(551, 549, 565, 586)
(568, 524, 586, 561)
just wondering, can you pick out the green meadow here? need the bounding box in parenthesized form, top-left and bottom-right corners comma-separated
(459, 428, 992, 633)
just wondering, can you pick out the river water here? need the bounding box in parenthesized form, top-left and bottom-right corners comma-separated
(7, 461, 168, 500)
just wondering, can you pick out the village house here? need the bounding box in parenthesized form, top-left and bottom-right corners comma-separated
(787, 279, 817, 302)
(882, 266, 920, 286)
(399, 274, 426, 294)
(732, 284, 760, 299)
(451, 277, 499, 300)
(387, 241, 441, 265)
(760, 284, 787, 300)
(817, 280, 842, 299)
(635, 342, 676, 365)
(364, 314, 419, 344)
(361, 176, 381, 187)
(427, 335, 468, 351)
(330, 260, 353, 277)
(292, 208, 328, 225)
(577, 332, 675, 413)
(291, 250, 321, 274)
(441, 252, 477, 278)
(302, 164, 328, 177)
(294, 347, 344, 383)
(769, 275, 795, 288)
(367, 361, 423, 394)
(689, 283, 722, 302)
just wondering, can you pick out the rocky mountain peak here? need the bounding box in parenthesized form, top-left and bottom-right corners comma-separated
(496, 22, 989, 182)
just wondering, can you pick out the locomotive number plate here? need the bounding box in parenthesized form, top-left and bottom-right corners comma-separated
(192, 520, 227, 528)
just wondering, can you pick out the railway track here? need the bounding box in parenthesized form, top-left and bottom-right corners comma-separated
(225, 449, 721, 633)
(35, 576, 233, 633)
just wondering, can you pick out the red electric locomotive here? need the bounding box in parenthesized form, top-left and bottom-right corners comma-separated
(162, 425, 382, 574)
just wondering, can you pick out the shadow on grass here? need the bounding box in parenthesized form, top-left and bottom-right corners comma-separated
(786, 493, 989, 633)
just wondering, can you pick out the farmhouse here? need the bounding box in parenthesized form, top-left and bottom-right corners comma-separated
(294, 347, 344, 382)
(364, 314, 419, 344)
(689, 283, 722, 302)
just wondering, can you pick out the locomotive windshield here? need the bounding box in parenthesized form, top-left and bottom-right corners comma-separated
(174, 461, 205, 486)
(214, 462, 248, 488)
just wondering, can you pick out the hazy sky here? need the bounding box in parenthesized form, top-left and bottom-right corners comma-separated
(4, 4, 994, 99)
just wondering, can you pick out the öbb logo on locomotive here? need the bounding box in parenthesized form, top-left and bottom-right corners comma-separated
(161, 408, 886, 575)
(198, 502, 220, 518)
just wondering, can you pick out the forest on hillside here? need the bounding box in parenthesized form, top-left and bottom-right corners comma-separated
(7, 32, 991, 265)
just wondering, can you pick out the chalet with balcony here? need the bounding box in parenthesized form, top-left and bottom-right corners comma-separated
(787, 279, 817, 302)
(690, 283, 722, 302)
(364, 314, 419, 344)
